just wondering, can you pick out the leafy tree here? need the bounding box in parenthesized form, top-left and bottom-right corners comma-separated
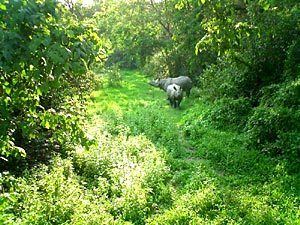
(93, 0, 161, 68)
(0, 0, 106, 170)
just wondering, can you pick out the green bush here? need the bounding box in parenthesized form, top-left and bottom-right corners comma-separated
(124, 105, 183, 155)
(199, 59, 249, 102)
(246, 106, 299, 161)
(98, 65, 123, 87)
(181, 98, 251, 134)
(195, 2, 300, 163)
(95, 104, 183, 156)
(245, 75, 300, 168)
(107, 65, 122, 87)
(0, 158, 118, 225)
(143, 51, 170, 78)
(0, 149, 169, 224)
(205, 98, 252, 131)
(0, 0, 105, 168)
(72, 131, 171, 224)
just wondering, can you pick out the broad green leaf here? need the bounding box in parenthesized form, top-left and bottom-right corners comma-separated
(44, 121, 50, 129)
(0, 4, 6, 11)
(4, 87, 11, 95)
(175, 2, 184, 10)
(37, 87, 42, 96)
(263, 3, 270, 11)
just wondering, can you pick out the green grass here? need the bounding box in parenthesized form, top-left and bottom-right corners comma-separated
(88, 70, 194, 120)
(86, 70, 299, 224)
(2, 70, 298, 225)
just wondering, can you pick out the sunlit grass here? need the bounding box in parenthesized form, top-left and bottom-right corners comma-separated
(87, 70, 190, 121)
(83, 69, 300, 224)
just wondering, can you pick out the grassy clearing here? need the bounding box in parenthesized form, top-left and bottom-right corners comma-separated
(86, 70, 299, 224)
(2, 70, 298, 224)
(88, 70, 195, 119)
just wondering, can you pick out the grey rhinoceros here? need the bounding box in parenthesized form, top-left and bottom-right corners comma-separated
(166, 84, 183, 108)
(149, 76, 193, 97)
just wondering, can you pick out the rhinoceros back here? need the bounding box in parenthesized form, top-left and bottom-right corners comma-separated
(170, 76, 192, 92)
(158, 76, 192, 94)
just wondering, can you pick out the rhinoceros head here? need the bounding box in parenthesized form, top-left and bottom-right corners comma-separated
(148, 78, 161, 87)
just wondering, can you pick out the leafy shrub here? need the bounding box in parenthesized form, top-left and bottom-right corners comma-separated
(206, 97, 252, 131)
(0, 172, 17, 224)
(106, 49, 138, 69)
(284, 38, 300, 80)
(143, 51, 170, 78)
(259, 79, 300, 109)
(0, 0, 105, 168)
(124, 105, 183, 155)
(0, 158, 117, 225)
(146, 187, 216, 225)
(97, 65, 123, 87)
(195, 2, 300, 163)
(106, 65, 123, 87)
(0, 133, 171, 224)
(199, 59, 249, 101)
(72, 130, 171, 224)
(181, 98, 251, 134)
(246, 106, 299, 160)
(95, 103, 183, 156)
(245, 75, 300, 168)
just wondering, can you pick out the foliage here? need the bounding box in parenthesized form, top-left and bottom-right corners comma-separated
(0, 0, 105, 168)
(124, 105, 183, 154)
(245, 77, 300, 166)
(188, 0, 300, 161)
(1, 70, 299, 225)
(198, 58, 250, 101)
(143, 51, 170, 78)
(207, 97, 252, 131)
(73, 132, 170, 224)
(106, 65, 123, 87)
(0, 130, 170, 224)
(0, 158, 124, 225)
(93, 0, 161, 69)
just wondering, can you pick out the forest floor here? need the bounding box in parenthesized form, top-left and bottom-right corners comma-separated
(84, 70, 299, 224)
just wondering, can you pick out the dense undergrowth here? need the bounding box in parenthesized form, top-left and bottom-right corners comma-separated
(1, 70, 298, 224)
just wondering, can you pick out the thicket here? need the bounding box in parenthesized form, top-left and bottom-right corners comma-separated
(92, 0, 161, 69)
(0, 0, 105, 170)
(195, 1, 300, 166)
